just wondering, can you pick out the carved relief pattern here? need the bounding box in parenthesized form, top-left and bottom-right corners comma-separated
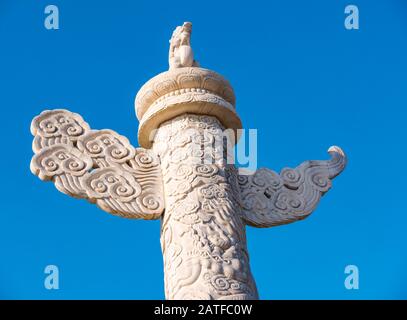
(135, 67, 236, 120)
(30, 109, 164, 219)
(153, 114, 259, 300)
(238, 146, 347, 227)
(30, 110, 346, 300)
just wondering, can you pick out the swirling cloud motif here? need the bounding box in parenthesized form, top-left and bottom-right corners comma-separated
(77, 130, 136, 165)
(83, 167, 142, 202)
(194, 164, 219, 178)
(238, 146, 347, 227)
(30, 144, 93, 198)
(31, 109, 90, 152)
(132, 149, 160, 169)
(173, 198, 201, 225)
(202, 273, 249, 298)
(30, 109, 165, 220)
(31, 144, 92, 180)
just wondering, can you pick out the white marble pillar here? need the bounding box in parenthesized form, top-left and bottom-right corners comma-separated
(30, 22, 346, 300)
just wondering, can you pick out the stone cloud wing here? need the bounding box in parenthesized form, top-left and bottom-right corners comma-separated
(30, 109, 165, 220)
(238, 147, 347, 227)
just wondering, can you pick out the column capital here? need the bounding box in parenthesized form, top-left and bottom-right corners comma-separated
(135, 67, 242, 148)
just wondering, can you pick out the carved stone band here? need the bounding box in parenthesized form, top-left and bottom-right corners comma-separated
(135, 67, 242, 148)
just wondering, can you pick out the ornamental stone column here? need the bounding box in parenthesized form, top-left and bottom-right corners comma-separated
(30, 22, 346, 300)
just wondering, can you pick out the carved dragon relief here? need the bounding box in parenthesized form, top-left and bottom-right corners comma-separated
(29, 22, 347, 300)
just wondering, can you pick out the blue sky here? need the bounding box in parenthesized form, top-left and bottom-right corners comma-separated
(0, 0, 406, 299)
